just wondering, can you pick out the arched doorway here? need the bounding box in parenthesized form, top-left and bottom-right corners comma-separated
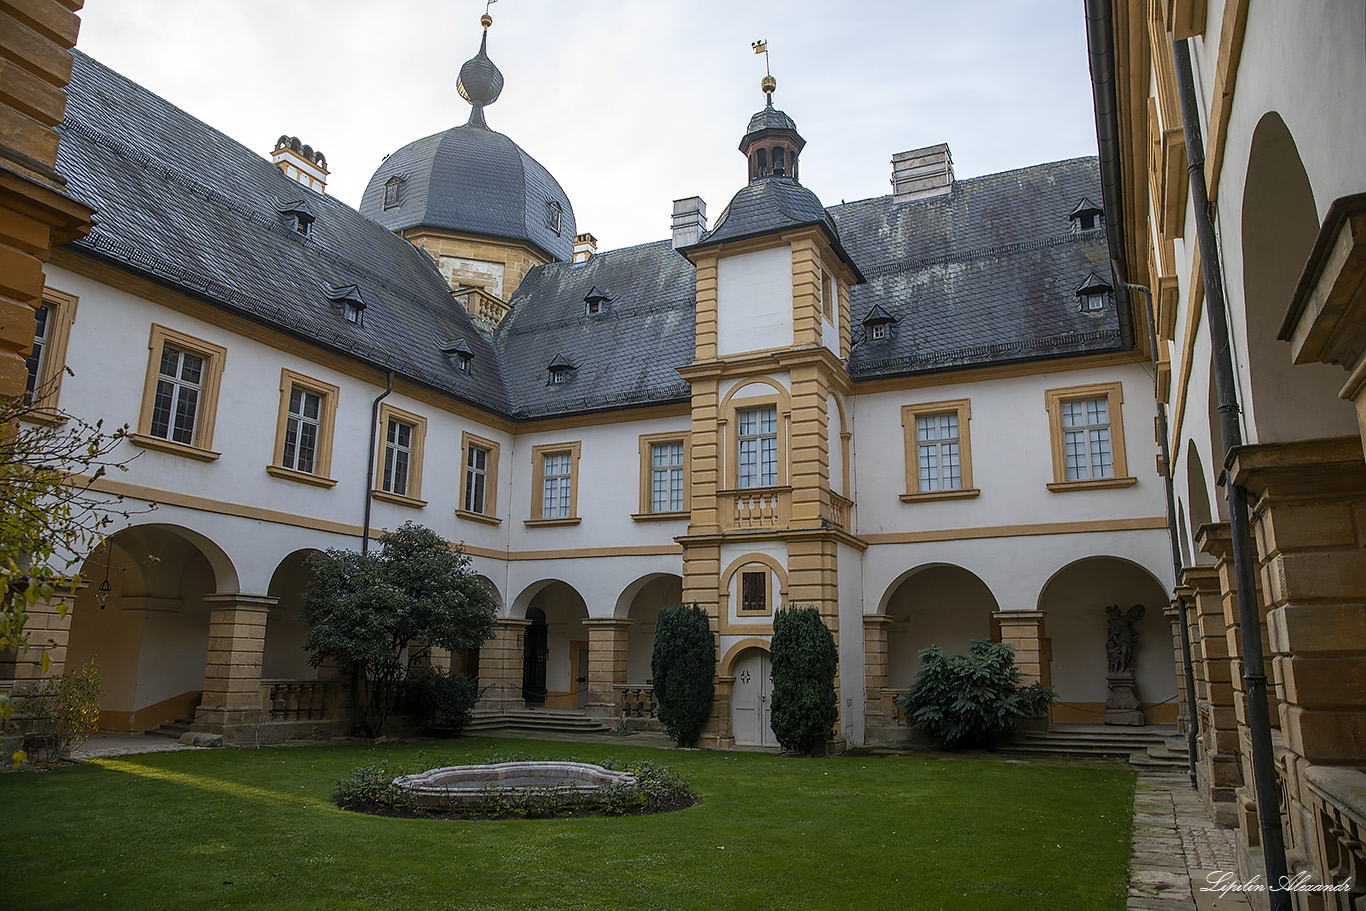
(618, 573, 682, 684)
(517, 581, 588, 709)
(264, 549, 321, 681)
(730, 646, 776, 748)
(883, 564, 999, 689)
(1037, 557, 1176, 725)
(1241, 112, 1356, 441)
(66, 524, 236, 732)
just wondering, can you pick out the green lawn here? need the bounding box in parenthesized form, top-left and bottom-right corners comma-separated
(2, 738, 1134, 911)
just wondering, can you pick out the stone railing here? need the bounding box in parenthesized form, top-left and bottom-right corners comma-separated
(828, 493, 853, 532)
(718, 487, 790, 531)
(1302, 765, 1366, 906)
(614, 684, 657, 719)
(260, 679, 332, 721)
(878, 687, 908, 725)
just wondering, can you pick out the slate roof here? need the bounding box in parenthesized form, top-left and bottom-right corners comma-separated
(55, 51, 512, 415)
(53, 52, 1123, 424)
(358, 123, 575, 263)
(746, 101, 799, 134)
(493, 240, 696, 419)
(829, 157, 1128, 377)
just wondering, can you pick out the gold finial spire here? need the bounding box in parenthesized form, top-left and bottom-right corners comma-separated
(482, 0, 496, 29)
(752, 39, 776, 99)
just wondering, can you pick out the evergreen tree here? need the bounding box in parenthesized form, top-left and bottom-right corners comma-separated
(769, 606, 839, 753)
(650, 604, 715, 747)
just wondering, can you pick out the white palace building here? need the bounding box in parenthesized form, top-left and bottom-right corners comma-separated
(9, 19, 1179, 749)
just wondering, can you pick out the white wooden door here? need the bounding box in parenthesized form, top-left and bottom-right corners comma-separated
(731, 649, 775, 747)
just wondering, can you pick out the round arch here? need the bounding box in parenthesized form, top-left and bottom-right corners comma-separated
(1241, 111, 1356, 441)
(719, 637, 771, 678)
(718, 376, 791, 414)
(263, 549, 323, 681)
(615, 572, 683, 684)
(879, 563, 999, 689)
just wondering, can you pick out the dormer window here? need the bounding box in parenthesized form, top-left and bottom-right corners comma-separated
(584, 286, 611, 316)
(1075, 272, 1113, 312)
(277, 198, 315, 237)
(1069, 197, 1105, 233)
(862, 304, 897, 342)
(547, 354, 575, 385)
(383, 176, 403, 210)
(326, 283, 366, 328)
(548, 200, 562, 235)
(440, 338, 473, 373)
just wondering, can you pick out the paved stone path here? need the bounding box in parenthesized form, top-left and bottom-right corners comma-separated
(1129, 771, 1249, 910)
(71, 732, 206, 759)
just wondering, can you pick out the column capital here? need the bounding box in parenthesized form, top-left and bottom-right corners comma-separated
(1196, 521, 1233, 561)
(862, 613, 895, 628)
(495, 616, 532, 629)
(203, 593, 278, 610)
(583, 618, 634, 631)
(1180, 563, 1222, 594)
(1230, 436, 1366, 500)
(993, 609, 1046, 622)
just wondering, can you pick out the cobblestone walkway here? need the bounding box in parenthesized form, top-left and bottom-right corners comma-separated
(71, 733, 206, 759)
(1130, 771, 1248, 911)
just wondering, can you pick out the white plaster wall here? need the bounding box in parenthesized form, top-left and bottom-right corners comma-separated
(717, 246, 792, 356)
(828, 393, 844, 498)
(884, 565, 998, 688)
(134, 553, 212, 713)
(506, 553, 684, 622)
(851, 362, 1166, 538)
(822, 313, 839, 356)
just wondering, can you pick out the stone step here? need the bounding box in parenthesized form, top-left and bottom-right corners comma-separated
(146, 717, 195, 740)
(462, 710, 611, 736)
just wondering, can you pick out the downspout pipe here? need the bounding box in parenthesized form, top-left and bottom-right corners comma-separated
(362, 371, 395, 557)
(1172, 36, 1290, 903)
(1123, 280, 1199, 788)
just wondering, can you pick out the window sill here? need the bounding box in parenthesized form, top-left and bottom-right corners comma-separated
(266, 465, 337, 488)
(456, 508, 502, 526)
(631, 510, 691, 522)
(899, 488, 980, 503)
(1047, 476, 1138, 493)
(524, 516, 581, 528)
(18, 405, 66, 427)
(371, 489, 427, 508)
(128, 432, 220, 462)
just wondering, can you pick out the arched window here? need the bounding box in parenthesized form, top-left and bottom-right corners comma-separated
(772, 147, 785, 175)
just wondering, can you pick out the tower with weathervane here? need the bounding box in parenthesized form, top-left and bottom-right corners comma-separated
(676, 57, 864, 748)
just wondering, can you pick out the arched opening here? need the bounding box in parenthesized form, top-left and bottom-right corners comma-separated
(755, 147, 767, 175)
(66, 524, 237, 732)
(518, 581, 588, 709)
(1206, 381, 1229, 520)
(617, 573, 682, 684)
(1037, 556, 1176, 725)
(1185, 442, 1215, 564)
(264, 549, 321, 682)
(883, 564, 999, 689)
(772, 147, 785, 176)
(1241, 112, 1356, 441)
(1177, 501, 1193, 568)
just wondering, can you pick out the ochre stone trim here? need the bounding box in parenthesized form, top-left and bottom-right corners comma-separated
(863, 515, 1166, 545)
(136, 322, 228, 456)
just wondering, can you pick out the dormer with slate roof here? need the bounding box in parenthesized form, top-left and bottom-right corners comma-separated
(359, 15, 575, 316)
(1069, 196, 1105, 232)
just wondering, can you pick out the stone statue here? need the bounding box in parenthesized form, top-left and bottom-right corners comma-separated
(1105, 603, 1144, 674)
(1104, 603, 1146, 725)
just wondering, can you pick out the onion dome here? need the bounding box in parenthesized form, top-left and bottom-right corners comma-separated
(457, 28, 504, 128)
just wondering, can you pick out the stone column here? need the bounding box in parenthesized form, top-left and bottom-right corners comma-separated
(476, 617, 529, 710)
(1182, 562, 1241, 827)
(995, 610, 1048, 685)
(8, 587, 78, 681)
(1232, 438, 1366, 886)
(1164, 600, 1190, 733)
(194, 593, 274, 739)
(1199, 520, 1274, 848)
(862, 614, 894, 739)
(583, 618, 632, 719)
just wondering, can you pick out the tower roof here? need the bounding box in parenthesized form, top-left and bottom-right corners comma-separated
(358, 20, 575, 262)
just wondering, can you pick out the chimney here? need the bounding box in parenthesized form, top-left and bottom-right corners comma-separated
(671, 196, 707, 249)
(271, 135, 329, 194)
(891, 143, 952, 203)
(573, 232, 598, 263)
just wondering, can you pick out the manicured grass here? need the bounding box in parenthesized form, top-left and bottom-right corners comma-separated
(2, 738, 1134, 910)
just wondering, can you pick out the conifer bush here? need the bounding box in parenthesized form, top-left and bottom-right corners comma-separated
(650, 604, 715, 747)
(896, 639, 1055, 749)
(769, 606, 839, 754)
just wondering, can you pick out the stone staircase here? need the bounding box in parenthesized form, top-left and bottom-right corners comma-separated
(147, 716, 196, 740)
(459, 708, 612, 738)
(1000, 725, 1191, 770)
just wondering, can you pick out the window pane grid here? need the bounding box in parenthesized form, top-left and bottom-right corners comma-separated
(738, 406, 778, 489)
(650, 441, 685, 512)
(914, 412, 963, 491)
(465, 445, 488, 513)
(383, 419, 411, 496)
(24, 305, 49, 398)
(150, 345, 204, 445)
(1061, 396, 1115, 480)
(542, 452, 572, 518)
(283, 387, 321, 473)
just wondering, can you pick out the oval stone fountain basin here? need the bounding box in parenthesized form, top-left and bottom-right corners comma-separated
(393, 761, 637, 809)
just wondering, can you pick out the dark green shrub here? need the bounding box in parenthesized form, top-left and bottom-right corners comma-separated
(897, 639, 1055, 749)
(769, 606, 839, 753)
(333, 761, 409, 810)
(650, 604, 715, 747)
(400, 666, 479, 734)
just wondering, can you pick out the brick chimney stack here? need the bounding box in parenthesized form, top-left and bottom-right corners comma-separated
(271, 136, 328, 194)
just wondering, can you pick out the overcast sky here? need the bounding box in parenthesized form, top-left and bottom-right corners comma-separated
(75, 1, 1100, 251)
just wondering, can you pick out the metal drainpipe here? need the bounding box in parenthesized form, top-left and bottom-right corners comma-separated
(1171, 35, 1290, 901)
(1123, 280, 1199, 788)
(361, 371, 395, 556)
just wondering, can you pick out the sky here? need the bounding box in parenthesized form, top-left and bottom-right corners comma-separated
(74, 1, 1101, 251)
